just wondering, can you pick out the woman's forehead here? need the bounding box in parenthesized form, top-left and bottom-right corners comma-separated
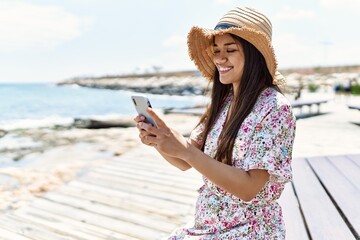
(213, 34, 239, 46)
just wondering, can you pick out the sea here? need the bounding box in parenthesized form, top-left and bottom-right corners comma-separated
(0, 83, 208, 131)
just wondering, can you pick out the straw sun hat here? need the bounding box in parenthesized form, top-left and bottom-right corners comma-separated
(187, 6, 285, 85)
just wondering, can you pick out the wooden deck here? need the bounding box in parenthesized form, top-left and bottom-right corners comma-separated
(0, 146, 359, 240)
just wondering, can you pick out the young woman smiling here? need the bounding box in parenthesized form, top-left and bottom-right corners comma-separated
(135, 6, 296, 239)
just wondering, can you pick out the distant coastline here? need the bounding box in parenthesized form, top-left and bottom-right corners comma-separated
(57, 70, 209, 96)
(57, 65, 360, 96)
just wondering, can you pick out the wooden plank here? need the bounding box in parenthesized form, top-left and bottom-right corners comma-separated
(9, 208, 103, 240)
(99, 163, 201, 186)
(14, 206, 138, 240)
(82, 171, 199, 198)
(346, 154, 360, 168)
(42, 191, 178, 232)
(92, 167, 200, 192)
(109, 158, 198, 178)
(0, 228, 33, 240)
(328, 155, 360, 190)
(0, 214, 76, 240)
(76, 177, 196, 205)
(28, 198, 167, 240)
(278, 184, 309, 240)
(292, 157, 355, 239)
(56, 184, 194, 218)
(308, 156, 360, 238)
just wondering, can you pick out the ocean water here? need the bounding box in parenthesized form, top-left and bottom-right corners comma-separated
(0, 83, 208, 130)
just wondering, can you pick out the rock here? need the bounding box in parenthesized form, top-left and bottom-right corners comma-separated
(0, 129, 6, 138)
(73, 118, 136, 129)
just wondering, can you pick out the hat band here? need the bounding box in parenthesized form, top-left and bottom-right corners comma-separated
(214, 23, 240, 30)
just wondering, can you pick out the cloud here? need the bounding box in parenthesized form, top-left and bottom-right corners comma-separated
(320, 0, 360, 8)
(0, 2, 92, 51)
(274, 33, 360, 68)
(214, 0, 232, 5)
(163, 34, 186, 48)
(274, 6, 316, 21)
(273, 34, 322, 68)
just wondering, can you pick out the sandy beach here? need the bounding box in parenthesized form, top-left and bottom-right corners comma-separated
(0, 88, 360, 219)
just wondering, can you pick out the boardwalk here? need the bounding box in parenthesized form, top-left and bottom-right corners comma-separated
(0, 146, 202, 240)
(0, 145, 359, 239)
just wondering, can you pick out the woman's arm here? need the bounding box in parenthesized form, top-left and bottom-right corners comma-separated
(157, 139, 202, 171)
(156, 152, 191, 171)
(183, 145, 269, 201)
(138, 108, 269, 202)
(135, 115, 201, 171)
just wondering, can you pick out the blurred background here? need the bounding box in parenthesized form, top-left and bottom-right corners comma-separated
(0, 0, 359, 83)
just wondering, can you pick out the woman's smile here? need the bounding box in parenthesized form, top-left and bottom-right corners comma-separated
(217, 66, 233, 74)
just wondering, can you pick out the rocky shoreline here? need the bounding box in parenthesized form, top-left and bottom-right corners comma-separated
(58, 72, 210, 96)
(57, 66, 360, 98)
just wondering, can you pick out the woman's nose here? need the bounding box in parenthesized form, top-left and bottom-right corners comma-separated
(214, 53, 227, 64)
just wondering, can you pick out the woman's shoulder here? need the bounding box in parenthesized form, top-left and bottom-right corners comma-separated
(254, 87, 293, 117)
(257, 87, 291, 109)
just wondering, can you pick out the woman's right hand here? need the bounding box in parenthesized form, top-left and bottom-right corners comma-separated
(133, 114, 192, 171)
(134, 115, 157, 147)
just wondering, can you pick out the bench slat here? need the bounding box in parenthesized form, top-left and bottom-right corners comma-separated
(292, 157, 355, 239)
(308, 156, 360, 237)
(278, 184, 309, 240)
(328, 155, 360, 190)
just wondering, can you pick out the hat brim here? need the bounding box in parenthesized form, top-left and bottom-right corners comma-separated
(187, 26, 285, 85)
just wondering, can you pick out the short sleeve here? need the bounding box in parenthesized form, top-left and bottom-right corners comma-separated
(189, 122, 205, 146)
(244, 104, 296, 183)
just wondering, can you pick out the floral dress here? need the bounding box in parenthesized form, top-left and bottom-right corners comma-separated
(167, 87, 296, 239)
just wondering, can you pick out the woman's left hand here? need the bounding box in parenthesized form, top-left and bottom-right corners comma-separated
(136, 108, 190, 159)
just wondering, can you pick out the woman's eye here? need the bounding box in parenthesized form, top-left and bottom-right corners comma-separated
(227, 49, 236, 53)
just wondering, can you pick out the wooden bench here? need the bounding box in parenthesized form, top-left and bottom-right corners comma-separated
(164, 100, 330, 118)
(291, 99, 329, 116)
(279, 154, 360, 240)
(348, 104, 360, 111)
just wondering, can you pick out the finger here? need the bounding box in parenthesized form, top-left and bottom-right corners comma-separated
(137, 121, 153, 131)
(146, 108, 167, 128)
(141, 135, 158, 145)
(139, 129, 156, 138)
(133, 115, 145, 122)
(138, 122, 162, 136)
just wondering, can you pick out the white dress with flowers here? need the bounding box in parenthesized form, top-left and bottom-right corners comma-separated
(167, 87, 296, 239)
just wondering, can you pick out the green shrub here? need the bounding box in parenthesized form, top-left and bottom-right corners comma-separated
(308, 83, 319, 92)
(351, 84, 360, 95)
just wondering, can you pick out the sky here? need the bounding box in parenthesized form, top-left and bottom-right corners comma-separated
(0, 0, 359, 83)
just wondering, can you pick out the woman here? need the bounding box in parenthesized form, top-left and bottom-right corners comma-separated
(135, 7, 296, 239)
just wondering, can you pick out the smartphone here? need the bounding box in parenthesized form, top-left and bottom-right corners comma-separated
(131, 96, 158, 127)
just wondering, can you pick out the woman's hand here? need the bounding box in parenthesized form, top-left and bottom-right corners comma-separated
(135, 108, 190, 159)
(134, 114, 157, 147)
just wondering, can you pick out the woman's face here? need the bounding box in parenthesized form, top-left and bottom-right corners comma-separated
(212, 34, 245, 92)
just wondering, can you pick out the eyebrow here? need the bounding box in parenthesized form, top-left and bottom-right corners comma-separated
(213, 42, 237, 47)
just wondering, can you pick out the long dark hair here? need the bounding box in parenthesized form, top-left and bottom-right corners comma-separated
(199, 34, 281, 165)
